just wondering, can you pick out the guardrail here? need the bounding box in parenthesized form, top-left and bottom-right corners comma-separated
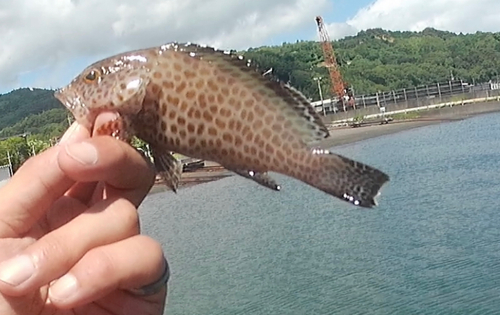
(329, 94, 500, 124)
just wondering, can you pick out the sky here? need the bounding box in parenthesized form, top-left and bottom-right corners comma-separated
(1, 0, 500, 94)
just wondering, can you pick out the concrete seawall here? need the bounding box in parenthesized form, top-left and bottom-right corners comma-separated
(325, 99, 500, 125)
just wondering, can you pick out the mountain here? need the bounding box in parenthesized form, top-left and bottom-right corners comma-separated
(242, 27, 500, 99)
(1, 27, 500, 138)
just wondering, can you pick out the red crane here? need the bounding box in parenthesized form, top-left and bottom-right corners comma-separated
(315, 15, 355, 111)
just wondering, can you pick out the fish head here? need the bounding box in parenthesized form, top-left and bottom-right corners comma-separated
(55, 53, 151, 130)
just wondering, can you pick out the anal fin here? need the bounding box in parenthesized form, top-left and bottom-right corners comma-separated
(152, 149, 182, 193)
(232, 169, 281, 191)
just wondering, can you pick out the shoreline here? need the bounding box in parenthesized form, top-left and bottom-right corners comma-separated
(149, 101, 500, 194)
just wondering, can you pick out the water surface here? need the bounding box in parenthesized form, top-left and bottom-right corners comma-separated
(140, 112, 500, 314)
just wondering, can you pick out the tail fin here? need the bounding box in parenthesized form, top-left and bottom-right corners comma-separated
(301, 150, 389, 208)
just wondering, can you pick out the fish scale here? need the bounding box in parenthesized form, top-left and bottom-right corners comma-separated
(55, 42, 389, 207)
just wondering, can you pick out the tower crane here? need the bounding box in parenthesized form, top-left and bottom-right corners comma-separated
(315, 15, 355, 111)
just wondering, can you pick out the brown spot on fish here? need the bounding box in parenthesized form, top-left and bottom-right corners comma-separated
(186, 90, 196, 100)
(175, 82, 187, 93)
(265, 144, 274, 154)
(200, 67, 210, 76)
(271, 123, 282, 133)
(235, 121, 243, 132)
(264, 115, 273, 125)
(198, 94, 207, 108)
(194, 109, 201, 119)
(231, 86, 240, 95)
(153, 72, 162, 79)
(184, 70, 196, 79)
(187, 123, 195, 133)
(162, 81, 174, 89)
(177, 117, 186, 125)
(215, 118, 226, 129)
(208, 127, 217, 136)
(253, 120, 263, 130)
(207, 80, 218, 92)
(262, 128, 272, 139)
(222, 133, 233, 143)
(247, 111, 254, 122)
(240, 110, 247, 120)
(170, 125, 178, 133)
(202, 111, 213, 122)
(234, 136, 243, 147)
(197, 124, 205, 135)
(216, 76, 226, 84)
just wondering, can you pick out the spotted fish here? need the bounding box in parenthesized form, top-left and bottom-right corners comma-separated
(54, 42, 389, 207)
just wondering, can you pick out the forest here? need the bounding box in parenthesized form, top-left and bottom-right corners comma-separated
(1, 27, 500, 170)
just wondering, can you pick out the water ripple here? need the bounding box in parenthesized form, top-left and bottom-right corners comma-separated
(141, 112, 500, 314)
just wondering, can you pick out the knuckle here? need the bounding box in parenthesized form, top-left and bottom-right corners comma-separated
(32, 233, 72, 268)
(110, 198, 140, 235)
(85, 248, 117, 279)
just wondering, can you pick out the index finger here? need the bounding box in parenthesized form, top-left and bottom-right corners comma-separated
(56, 135, 155, 207)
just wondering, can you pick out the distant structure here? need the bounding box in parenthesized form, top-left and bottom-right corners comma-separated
(315, 15, 355, 111)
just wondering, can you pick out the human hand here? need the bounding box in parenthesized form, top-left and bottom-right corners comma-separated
(0, 114, 167, 315)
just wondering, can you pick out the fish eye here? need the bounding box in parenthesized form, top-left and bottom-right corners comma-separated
(84, 69, 100, 83)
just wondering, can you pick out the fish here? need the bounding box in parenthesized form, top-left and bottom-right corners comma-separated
(54, 42, 389, 208)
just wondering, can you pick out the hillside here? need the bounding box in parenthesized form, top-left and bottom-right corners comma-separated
(0, 88, 62, 132)
(1, 27, 500, 139)
(243, 27, 500, 99)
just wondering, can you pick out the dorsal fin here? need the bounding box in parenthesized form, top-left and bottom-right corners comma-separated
(160, 42, 330, 143)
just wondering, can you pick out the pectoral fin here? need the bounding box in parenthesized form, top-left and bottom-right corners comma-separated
(152, 149, 182, 193)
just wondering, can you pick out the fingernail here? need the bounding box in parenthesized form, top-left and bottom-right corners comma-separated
(59, 123, 80, 145)
(65, 142, 98, 165)
(0, 255, 35, 286)
(49, 274, 79, 301)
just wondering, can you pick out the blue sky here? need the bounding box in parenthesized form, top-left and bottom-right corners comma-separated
(1, 0, 499, 95)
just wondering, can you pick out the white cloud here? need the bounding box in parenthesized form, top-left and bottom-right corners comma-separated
(325, 22, 358, 40)
(0, 0, 328, 90)
(327, 0, 500, 40)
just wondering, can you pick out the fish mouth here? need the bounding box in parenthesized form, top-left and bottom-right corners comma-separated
(54, 87, 94, 130)
(54, 87, 75, 111)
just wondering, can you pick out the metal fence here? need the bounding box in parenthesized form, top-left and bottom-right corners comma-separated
(312, 79, 500, 114)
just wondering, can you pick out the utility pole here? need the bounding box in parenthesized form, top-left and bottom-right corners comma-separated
(313, 77, 326, 116)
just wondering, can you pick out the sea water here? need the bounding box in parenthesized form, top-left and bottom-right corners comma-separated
(140, 112, 500, 315)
